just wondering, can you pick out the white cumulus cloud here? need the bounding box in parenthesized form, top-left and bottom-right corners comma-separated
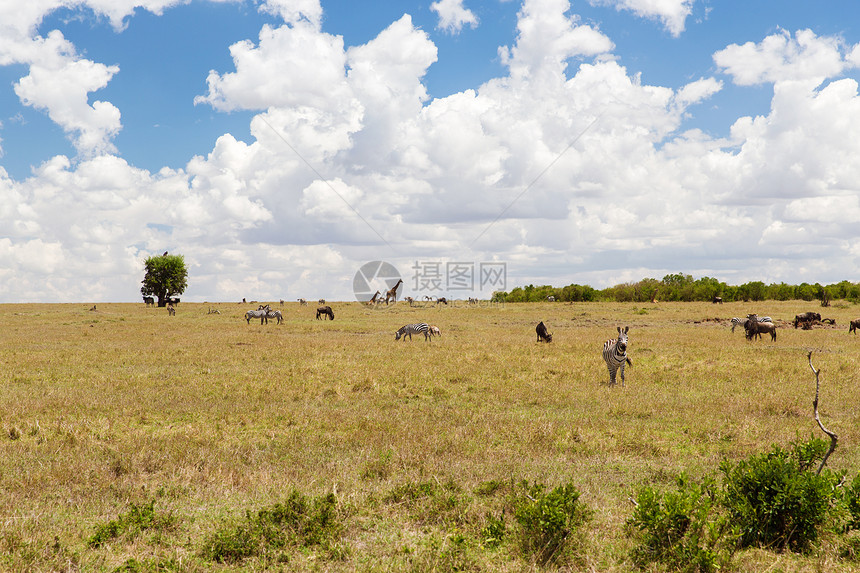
(431, 0, 478, 34)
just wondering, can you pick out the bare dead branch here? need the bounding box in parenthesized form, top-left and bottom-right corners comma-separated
(807, 351, 837, 475)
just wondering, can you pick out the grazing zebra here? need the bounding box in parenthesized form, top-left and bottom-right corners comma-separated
(395, 322, 431, 341)
(602, 326, 632, 387)
(316, 306, 334, 320)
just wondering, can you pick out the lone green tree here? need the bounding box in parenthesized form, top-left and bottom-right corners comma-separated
(141, 253, 188, 307)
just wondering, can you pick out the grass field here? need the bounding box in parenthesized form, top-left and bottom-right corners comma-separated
(1, 299, 859, 571)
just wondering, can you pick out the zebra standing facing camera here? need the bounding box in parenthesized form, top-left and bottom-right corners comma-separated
(602, 326, 632, 387)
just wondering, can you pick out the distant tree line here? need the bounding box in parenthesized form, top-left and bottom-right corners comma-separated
(491, 273, 860, 304)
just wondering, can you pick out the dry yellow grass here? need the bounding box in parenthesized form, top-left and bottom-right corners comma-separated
(0, 300, 858, 571)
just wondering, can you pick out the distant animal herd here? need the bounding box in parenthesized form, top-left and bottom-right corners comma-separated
(146, 296, 858, 387)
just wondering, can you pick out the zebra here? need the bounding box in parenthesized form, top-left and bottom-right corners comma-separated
(266, 309, 283, 324)
(245, 309, 266, 324)
(395, 322, 431, 341)
(731, 315, 771, 332)
(246, 304, 270, 324)
(602, 326, 632, 387)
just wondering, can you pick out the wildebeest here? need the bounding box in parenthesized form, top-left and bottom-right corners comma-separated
(536, 321, 552, 343)
(143, 296, 154, 306)
(316, 306, 334, 320)
(428, 325, 441, 338)
(745, 319, 776, 341)
(712, 296, 723, 304)
(794, 312, 821, 329)
(850, 319, 860, 334)
(436, 297, 448, 305)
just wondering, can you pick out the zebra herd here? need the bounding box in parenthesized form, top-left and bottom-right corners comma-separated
(231, 302, 859, 387)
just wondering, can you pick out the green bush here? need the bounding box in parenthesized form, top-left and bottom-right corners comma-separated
(513, 481, 590, 565)
(480, 512, 506, 548)
(720, 439, 839, 554)
(627, 475, 733, 573)
(88, 500, 176, 549)
(842, 473, 860, 531)
(200, 489, 346, 564)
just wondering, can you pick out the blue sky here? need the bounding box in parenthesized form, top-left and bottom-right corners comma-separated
(1, 0, 860, 302)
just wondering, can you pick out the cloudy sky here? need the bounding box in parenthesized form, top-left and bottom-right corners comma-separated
(2, 0, 860, 303)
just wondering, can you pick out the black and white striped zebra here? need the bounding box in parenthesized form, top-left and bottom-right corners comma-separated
(395, 322, 431, 341)
(602, 326, 632, 387)
(266, 309, 283, 324)
(245, 305, 271, 325)
(730, 315, 772, 333)
(245, 309, 267, 324)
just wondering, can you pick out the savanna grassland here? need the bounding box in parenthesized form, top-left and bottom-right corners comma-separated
(1, 299, 859, 572)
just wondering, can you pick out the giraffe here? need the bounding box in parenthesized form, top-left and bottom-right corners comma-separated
(385, 279, 403, 305)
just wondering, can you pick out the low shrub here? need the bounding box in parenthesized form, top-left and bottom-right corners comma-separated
(720, 438, 840, 554)
(200, 489, 347, 564)
(628, 474, 734, 573)
(513, 481, 590, 566)
(88, 500, 176, 549)
(843, 473, 860, 532)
